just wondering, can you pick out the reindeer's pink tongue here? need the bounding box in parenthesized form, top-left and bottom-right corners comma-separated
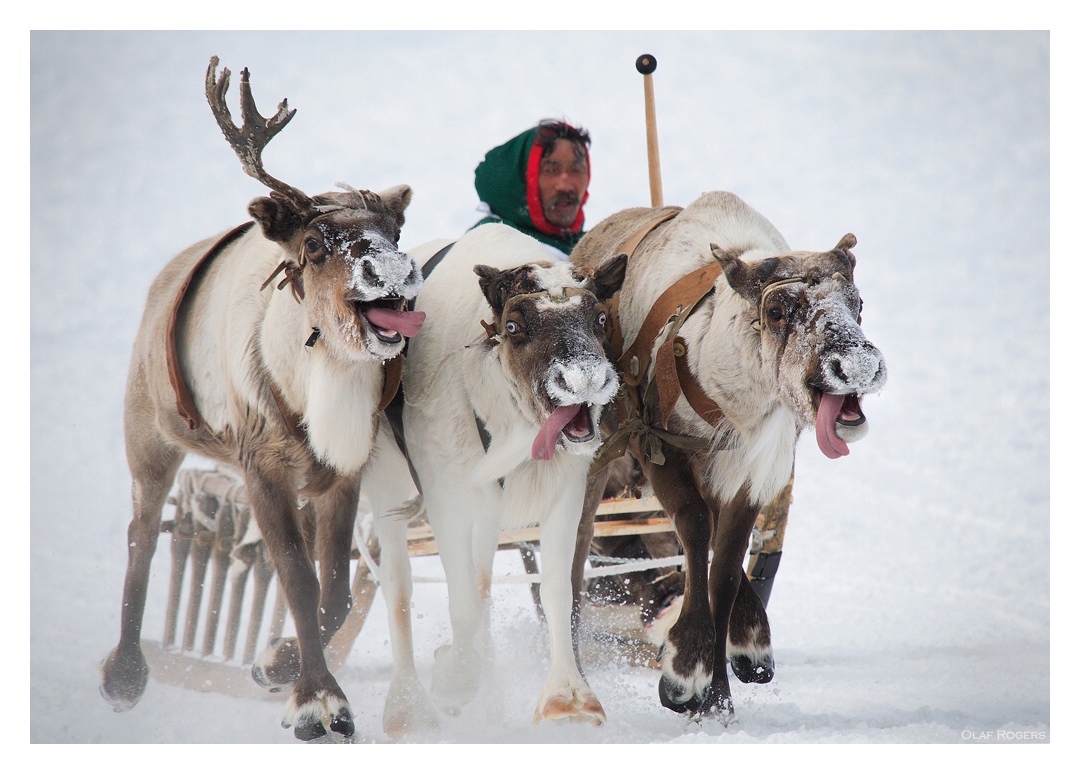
(532, 404, 583, 461)
(363, 307, 426, 338)
(816, 392, 850, 459)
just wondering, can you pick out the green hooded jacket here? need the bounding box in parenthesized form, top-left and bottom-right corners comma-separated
(471, 125, 590, 256)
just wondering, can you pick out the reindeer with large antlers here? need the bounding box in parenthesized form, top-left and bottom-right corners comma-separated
(99, 58, 424, 741)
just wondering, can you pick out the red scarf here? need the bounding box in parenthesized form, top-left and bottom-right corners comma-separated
(524, 140, 589, 237)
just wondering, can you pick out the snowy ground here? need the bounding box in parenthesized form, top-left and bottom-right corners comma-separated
(27, 27, 1058, 760)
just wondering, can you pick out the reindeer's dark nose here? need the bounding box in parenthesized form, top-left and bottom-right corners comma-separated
(360, 258, 384, 288)
(553, 371, 572, 395)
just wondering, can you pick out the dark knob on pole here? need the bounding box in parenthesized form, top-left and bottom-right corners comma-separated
(636, 54, 657, 75)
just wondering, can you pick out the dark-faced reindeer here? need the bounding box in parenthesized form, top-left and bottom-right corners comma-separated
(571, 191, 887, 721)
(360, 223, 626, 736)
(99, 58, 424, 741)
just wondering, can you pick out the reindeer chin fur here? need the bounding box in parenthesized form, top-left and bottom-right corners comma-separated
(836, 417, 870, 444)
(703, 405, 798, 506)
(303, 351, 380, 474)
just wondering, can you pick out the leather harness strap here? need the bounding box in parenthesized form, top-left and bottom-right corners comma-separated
(168, 222, 254, 431)
(606, 208, 680, 361)
(591, 210, 736, 472)
(655, 336, 725, 430)
(378, 354, 404, 413)
(615, 262, 724, 387)
(616, 207, 682, 263)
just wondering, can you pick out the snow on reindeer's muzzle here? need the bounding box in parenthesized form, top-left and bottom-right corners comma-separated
(814, 341, 887, 459)
(347, 232, 426, 341)
(532, 357, 619, 461)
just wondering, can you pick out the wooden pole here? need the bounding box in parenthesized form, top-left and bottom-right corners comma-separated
(637, 54, 663, 208)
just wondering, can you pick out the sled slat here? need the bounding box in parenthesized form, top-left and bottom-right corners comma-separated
(403, 514, 672, 556)
(595, 495, 662, 515)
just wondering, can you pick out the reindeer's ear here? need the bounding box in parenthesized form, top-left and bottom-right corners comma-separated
(712, 243, 760, 303)
(587, 252, 628, 302)
(474, 264, 515, 319)
(248, 196, 302, 244)
(834, 233, 856, 252)
(833, 232, 857, 271)
(378, 184, 413, 230)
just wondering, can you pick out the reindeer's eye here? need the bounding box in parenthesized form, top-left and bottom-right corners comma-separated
(505, 320, 522, 336)
(597, 311, 607, 327)
(304, 237, 323, 256)
(767, 306, 784, 323)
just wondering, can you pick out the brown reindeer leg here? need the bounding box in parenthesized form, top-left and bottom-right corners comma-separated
(162, 502, 193, 649)
(325, 552, 378, 673)
(313, 474, 363, 646)
(244, 464, 353, 741)
(100, 442, 184, 711)
(243, 546, 275, 664)
(726, 476, 789, 685)
(570, 465, 611, 672)
(700, 486, 761, 720)
(727, 572, 774, 684)
(255, 476, 362, 685)
(643, 447, 716, 715)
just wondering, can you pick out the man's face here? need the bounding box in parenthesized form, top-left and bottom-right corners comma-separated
(537, 138, 589, 229)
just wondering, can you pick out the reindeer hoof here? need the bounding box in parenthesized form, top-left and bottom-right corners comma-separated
(534, 687, 606, 727)
(658, 674, 702, 714)
(383, 675, 441, 739)
(730, 653, 774, 684)
(283, 690, 354, 742)
(99, 645, 148, 711)
(292, 706, 355, 741)
(692, 689, 735, 725)
(252, 637, 301, 691)
(431, 643, 481, 710)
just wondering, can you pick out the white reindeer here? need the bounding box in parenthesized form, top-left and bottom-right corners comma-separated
(361, 223, 627, 736)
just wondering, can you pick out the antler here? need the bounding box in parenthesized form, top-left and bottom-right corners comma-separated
(205, 56, 313, 211)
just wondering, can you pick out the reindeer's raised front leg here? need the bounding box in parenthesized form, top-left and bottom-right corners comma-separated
(100, 437, 184, 711)
(245, 461, 353, 741)
(644, 447, 717, 716)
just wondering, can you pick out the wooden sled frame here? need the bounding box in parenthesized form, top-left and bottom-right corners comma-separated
(144, 466, 786, 698)
(142, 467, 693, 699)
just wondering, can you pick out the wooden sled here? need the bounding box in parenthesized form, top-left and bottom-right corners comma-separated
(143, 467, 688, 697)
